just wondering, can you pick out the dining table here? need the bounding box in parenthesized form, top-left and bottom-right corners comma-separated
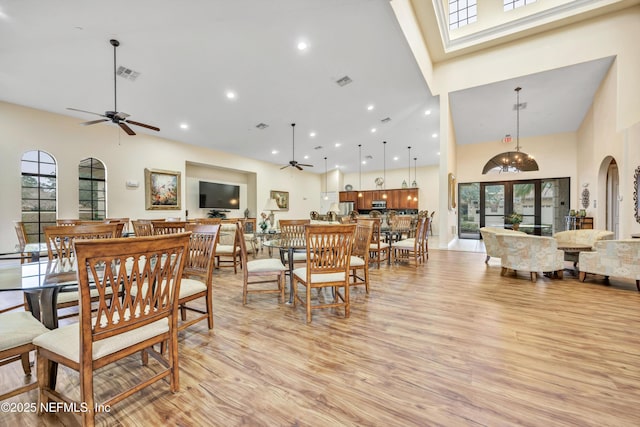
(262, 237, 306, 304)
(0, 257, 83, 388)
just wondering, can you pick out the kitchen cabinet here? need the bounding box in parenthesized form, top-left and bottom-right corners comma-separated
(341, 188, 419, 210)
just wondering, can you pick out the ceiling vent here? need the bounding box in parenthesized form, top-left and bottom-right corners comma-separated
(381, 117, 392, 123)
(255, 123, 269, 130)
(513, 102, 527, 110)
(116, 66, 140, 81)
(335, 75, 353, 87)
(314, 145, 323, 150)
(365, 155, 373, 160)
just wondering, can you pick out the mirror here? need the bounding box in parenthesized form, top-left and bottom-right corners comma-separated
(635, 166, 640, 223)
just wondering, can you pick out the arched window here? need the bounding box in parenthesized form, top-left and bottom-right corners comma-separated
(79, 157, 106, 220)
(21, 150, 57, 243)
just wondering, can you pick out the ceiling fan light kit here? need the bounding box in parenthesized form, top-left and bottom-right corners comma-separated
(67, 39, 160, 136)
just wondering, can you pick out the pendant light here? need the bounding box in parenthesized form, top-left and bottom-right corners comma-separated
(406, 146, 412, 199)
(412, 157, 418, 188)
(482, 86, 539, 174)
(358, 144, 363, 198)
(382, 141, 387, 199)
(323, 156, 329, 200)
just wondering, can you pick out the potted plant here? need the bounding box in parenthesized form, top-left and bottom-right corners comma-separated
(507, 212, 523, 230)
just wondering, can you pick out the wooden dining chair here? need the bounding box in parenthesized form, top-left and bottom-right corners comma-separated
(215, 220, 242, 273)
(132, 219, 154, 237)
(279, 219, 311, 267)
(366, 218, 390, 268)
(43, 224, 121, 320)
(350, 221, 374, 294)
(179, 223, 220, 330)
(0, 311, 49, 401)
(292, 224, 356, 323)
(152, 221, 187, 235)
(14, 221, 30, 264)
(236, 222, 287, 304)
(106, 217, 130, 235)
(34, 233, 190, 427)
(392, 216, 427, 267)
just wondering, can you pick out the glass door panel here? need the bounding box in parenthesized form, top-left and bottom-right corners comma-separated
(484, 184, 505, 227)
(458, 183, 480, 238)
(513, 182, 536, 229)
(541, 178, 569, 236)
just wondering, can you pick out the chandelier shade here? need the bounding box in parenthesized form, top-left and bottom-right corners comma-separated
(482, 86, 539, 174)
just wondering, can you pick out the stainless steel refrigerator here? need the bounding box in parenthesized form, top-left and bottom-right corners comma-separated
(338, 202, 355, 216)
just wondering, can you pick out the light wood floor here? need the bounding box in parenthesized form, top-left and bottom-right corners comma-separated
(2, 249, 640, 426)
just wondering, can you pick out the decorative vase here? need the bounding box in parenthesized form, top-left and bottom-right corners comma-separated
(244, 208, 250, 219)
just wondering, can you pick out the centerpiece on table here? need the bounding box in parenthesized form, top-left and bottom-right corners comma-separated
(259, 212, 269, 232)
(507, 212, 523, 230)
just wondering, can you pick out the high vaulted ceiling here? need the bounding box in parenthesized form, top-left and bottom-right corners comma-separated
(0, 0, 635, 175)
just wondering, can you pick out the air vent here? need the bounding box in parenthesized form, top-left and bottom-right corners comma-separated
(335, 75, 352, 87)
(116, 66, 140, 81)
(513, 102, 527, 110)
(381, 117, 392, 123)
(255, 123, 269, 130)
(365, 155, 373, 160)
(314, 145, 323, 150)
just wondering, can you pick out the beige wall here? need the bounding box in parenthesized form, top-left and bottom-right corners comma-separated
(394, 5, 640, 244)
(0, 101, 322, 252)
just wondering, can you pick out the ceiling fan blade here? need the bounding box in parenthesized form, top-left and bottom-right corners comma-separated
(118, 122, 136, 135)
(81, 119, 109, 126)
(67, 107, 106, 117)
(295, 165, 303, 171)
(280, 164, 291, 170)
(298, 164, 313, 168)
(125, 119, 160, 132)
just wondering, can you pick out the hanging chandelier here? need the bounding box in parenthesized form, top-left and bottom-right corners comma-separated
(482, 86, 539, 174)
(382, 141, 387, 199)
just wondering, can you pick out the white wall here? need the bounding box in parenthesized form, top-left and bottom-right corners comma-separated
(0, 101, 322, 252)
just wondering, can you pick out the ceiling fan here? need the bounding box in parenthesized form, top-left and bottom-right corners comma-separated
(67, 39, 159, 136)
(280, 123, 313, 170)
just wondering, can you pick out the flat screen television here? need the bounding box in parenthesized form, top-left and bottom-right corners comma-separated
(199, 181, 240, 209)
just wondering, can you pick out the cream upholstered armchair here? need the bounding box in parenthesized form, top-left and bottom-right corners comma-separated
(494, 234, 565, 282)
(578, 240, 640, 291)
(553, 229, 614, 262)
(480, 227, 526, 264)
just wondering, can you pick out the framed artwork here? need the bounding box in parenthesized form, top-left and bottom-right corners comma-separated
(270, 190, 289, 211)
(634, 166, 640, 224)
(145, 168, 181, 210)
(448, 173, 456, 211)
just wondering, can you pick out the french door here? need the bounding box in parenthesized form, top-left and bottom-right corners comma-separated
(458, 178, 570, 239)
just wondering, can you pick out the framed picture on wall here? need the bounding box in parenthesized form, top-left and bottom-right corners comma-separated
(145, 168, 181, 210)
(270, 190, 289, 211)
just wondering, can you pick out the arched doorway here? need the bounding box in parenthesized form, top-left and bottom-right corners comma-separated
(605, 158, 619, 238)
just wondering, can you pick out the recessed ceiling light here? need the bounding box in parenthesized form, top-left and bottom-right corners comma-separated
(425, 110, 431, 115)
(371, 128, 377, 133)
(367, 105, 374, 111)
(432, 133, 438, 138)
(297, 41, 308, 51)
(179, 123, 189, 130)
(271, 150, 278, 155)
(335, 164, 340, 168)
(226, 91, 236, 99)
(362, 160, 367, 165)
(393, 156, 399, 161)
(437, 152, 440, 155)
(304, 155, 309, 159)
(335, 143, 341, 147)
(309, 132, 316, 137)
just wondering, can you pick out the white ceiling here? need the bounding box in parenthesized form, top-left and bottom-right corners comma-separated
(0, 0, 618, 175)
